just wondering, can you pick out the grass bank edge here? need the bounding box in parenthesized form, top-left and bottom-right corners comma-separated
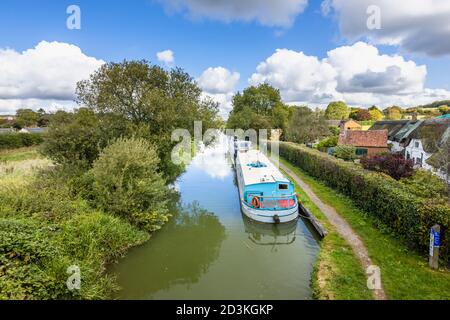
(280, 157, 450, 300)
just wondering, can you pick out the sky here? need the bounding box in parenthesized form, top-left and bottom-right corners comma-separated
(1, 0, 450, 118)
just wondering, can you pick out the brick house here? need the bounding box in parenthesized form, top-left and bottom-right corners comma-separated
(338, 130, 389, 156)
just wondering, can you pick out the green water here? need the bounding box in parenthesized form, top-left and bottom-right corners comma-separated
(111, 142, 320, 300)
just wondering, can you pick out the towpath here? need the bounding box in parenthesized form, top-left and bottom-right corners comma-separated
(279, 162, 387, 300)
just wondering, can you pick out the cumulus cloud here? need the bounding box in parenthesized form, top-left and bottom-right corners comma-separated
(0, 41, 104, 114)
(156, 49, 175, 66)
(158, 0, 308, 27)
(323, 0, 450, 56)
(249, 42, 450, 108)
(198, 67, 240, 118)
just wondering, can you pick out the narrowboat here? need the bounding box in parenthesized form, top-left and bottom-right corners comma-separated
(234, 142, 299, 224)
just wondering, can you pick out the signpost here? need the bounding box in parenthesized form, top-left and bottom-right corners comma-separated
(429, 225, 440, 270)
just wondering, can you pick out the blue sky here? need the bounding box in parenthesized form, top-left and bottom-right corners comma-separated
(0, 0, 449, 116)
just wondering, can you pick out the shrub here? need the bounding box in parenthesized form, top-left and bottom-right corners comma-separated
(361, 153, 415, 180)
(0, 133, 44, 150)
(276, 142, 450, 263)
(41, 109, 104, 169)
(334, 145, 357, 161)
(0, 178, 148, 299)
(316, 136, 338, 152)
(91, 137, 170, 231)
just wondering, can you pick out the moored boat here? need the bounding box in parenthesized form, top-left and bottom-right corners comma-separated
(234, 142, 299, 224)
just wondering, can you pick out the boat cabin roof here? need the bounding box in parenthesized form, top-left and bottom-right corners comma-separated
(237, 149, 290, 186)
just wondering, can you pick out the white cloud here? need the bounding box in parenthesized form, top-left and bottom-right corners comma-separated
(158, 0, 308, 27)
(198, 67, 240, 119)
(0, 41, 104, 114)
(249, 42, 450, 108)
(323, 0, 450, 56)
(156, 49, 174, 66)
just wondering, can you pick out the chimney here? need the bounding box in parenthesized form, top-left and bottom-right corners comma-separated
(412, 112, 418, 121)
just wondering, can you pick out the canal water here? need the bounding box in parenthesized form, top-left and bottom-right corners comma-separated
(111, 137, 320, 300)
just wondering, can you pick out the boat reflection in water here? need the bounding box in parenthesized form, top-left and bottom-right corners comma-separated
(242, 215, 298, 251)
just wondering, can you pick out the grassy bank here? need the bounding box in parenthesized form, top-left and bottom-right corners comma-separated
(280, 161, 373, 300)
(281, 158, 450, 300)
(0, 148, 153, 299)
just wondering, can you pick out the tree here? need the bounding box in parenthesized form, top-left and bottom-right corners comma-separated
(76, 60, 220, 181)
(369, 108, 384, 121)
(384, 106, 403, 120)
(361, 153, 414, 180)
(438, 105, 450, 115)
(351, 108, 371, 121)
(231, 83, 283, 115)
(284, 107, 330, 144)
(36, 108, 50, 127)
(41, 109, 106, 168)
(325, 101, 350, 120)
(227, 84, 291, 137)
(15, 109, 38, 128)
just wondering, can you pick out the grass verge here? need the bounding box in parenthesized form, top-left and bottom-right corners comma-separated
(281, 157, 450, 300)
(280, 160, 373, 300)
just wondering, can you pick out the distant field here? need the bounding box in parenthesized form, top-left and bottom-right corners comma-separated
(0, 146, 42, 162)
(0, 147, 51, 187)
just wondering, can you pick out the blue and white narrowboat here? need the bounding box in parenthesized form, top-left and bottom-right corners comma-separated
(235, 144, 299, 224)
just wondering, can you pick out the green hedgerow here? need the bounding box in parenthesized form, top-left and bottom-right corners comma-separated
(275, 142, 450, 263)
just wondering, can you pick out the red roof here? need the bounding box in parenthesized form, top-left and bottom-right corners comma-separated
(338, 130, 388, 148)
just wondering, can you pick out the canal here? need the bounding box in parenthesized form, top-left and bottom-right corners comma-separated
(111, 137, 320, 299)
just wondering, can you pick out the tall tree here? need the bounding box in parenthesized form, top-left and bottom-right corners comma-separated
(74, 60, 220, 181)
(227, 83, 291, 136)
(285, 107, 330, 144)
(325, 101, 350, 120)
(15, 109, 38, 128)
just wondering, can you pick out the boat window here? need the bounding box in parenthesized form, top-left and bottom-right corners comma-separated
(279, 184, 288, 190)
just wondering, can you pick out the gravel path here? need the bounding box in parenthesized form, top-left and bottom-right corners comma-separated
(280, 162, 387, 300)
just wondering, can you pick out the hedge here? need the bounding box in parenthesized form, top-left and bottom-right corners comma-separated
(277, 142, 450, 263)
(0, 133, 44, 150)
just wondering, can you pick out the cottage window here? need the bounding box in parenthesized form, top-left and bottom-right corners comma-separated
(355, 148, 368, 156)
(415, 141, 419, 148)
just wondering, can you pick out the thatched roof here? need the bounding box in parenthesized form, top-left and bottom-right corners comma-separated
(410, 118, 450, 153)
(369, 120, 409, 141)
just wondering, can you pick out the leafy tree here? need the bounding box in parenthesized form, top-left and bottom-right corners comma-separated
(76, 60, 220, 181)
(15, 109, 38, 127)
(384, 106, 403, 120)
(438, 105, 450, 115)
(231, 83, 283, 115)
(369, 108, 384, 121)
(325, 101, 350, 120)
(41, 109, 106, 168)
(90, 137, 170, 231)
(361, 153, 415, 180)
(284, 107, 330, 144)
(350, 108, 371, 121)
(36, 108, 51, 127)
(227, 84, 291, 138)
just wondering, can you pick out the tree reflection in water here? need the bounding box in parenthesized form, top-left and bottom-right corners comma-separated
(113, 201, 226, 299)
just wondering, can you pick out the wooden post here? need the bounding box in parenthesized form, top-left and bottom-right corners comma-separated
(429, 225, 441, 270)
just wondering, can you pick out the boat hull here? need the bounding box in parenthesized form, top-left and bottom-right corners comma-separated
(241, 202, 298, 224)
